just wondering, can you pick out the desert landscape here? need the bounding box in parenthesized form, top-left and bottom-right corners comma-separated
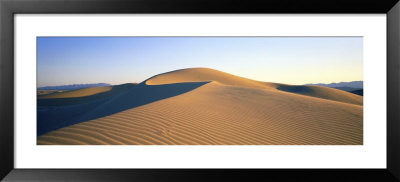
(37, 67, 363, 145)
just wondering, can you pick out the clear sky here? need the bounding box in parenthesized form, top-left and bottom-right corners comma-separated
(37, 37, 362, 87)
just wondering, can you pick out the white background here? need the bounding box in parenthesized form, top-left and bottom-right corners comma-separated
(14, 14, 386, 168)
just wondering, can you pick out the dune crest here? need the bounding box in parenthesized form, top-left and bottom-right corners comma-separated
(145, 67, 278, 89)
(145, 67, 362, 105)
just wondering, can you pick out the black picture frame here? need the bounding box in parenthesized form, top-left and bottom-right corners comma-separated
(1, 0, 399, 181)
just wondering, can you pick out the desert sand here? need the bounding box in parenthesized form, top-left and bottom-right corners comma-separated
(37, 68, 363, 145)
(38, 86, 112, 99)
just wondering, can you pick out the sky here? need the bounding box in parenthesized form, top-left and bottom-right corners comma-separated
(37, 37, 362, 87)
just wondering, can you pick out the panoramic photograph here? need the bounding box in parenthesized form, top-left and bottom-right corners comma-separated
(37, 37, 363, 145)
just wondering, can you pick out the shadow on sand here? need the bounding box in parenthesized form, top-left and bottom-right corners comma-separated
(37, 81, 209, 136)
(37, 83, 136, 106)
(276, 85, 313, 94)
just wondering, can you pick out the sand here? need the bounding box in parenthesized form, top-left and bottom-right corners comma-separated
(38, 86, 112, 99)
(37, 68, 363, 145)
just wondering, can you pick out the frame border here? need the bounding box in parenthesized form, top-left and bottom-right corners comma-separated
(1, 0, 399, 181)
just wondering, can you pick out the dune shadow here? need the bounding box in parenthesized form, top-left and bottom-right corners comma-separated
(276, 85, 313, 94)
(78, 81, 210, 122)
(37, 81, 209, 136)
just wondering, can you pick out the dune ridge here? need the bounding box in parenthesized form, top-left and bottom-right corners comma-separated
(146, 68, 362, 105)
(145, 68, 278, 89)
(37, 67, 363, 145)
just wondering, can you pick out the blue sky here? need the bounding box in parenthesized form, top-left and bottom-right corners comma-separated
(37, 37, 362, 87)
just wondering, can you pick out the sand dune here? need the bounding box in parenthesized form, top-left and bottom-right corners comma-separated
(37, 83, 137, 135)
(146, 68, 362, 105)
(276, 84, 363, 105)
(38, 83, 136, 106)
(38, 86, 112, 99)
(146, 68, 278, 89)
(37, 68, 363, 145)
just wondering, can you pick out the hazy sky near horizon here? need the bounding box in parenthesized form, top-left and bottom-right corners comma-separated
(37, 37, 362, 87)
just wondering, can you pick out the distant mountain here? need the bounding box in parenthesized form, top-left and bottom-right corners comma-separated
(306, 81, 363, 89)
(38, 83, 111, 91)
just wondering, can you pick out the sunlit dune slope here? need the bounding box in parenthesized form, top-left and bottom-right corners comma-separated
(146, 67, 278, 89)
(146, 68, 362, 105)
(37, 68, 363, 145)
(37, 82, 362, 145)
(39, 86, 112, 99)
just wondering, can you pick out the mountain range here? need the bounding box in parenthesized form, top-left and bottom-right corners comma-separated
(306, 81, 363, 89)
